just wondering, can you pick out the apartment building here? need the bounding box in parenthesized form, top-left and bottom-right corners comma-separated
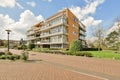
(27, 8, 86, 48)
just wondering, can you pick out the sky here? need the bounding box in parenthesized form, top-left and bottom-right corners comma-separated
(0, 0, 120, 40)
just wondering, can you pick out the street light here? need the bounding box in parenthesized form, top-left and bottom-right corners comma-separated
(5, 29, 11, 52)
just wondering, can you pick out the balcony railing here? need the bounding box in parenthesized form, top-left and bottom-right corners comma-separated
(27, 31, 35, 35)
(40, 19, 67, 31)
(36, 40, 68, 45)
(40, 32, 68, 38)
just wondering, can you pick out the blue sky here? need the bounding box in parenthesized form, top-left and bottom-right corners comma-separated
(0, 0, 120, 40)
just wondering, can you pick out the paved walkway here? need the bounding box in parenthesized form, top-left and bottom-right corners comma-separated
(0, 48, 120, 80)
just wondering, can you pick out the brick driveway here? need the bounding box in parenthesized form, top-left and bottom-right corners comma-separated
(0, 48, 120, 80)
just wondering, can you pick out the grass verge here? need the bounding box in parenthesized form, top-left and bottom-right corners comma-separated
(88, 50, 120, 60)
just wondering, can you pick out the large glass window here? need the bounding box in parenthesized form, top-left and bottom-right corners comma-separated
(50, 26, 62, 34)
(50, 35, 62, 42)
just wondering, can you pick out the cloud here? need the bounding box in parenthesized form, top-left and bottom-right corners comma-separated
(48, 0, 52, 2)
(70, 0, 104, 28)
(82, 16, 102, 28)
(42, 0, 52, 2)
(27, 1, 36, 7)
(0, 10, 44, 40)
(16, 2, 24, 9)
(0, 14, 14, 28)
(107, 22, 120, 34)
(0, 14, 14, 39)
(0, 0, 24, 9)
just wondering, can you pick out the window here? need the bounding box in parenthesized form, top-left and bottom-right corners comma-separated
(73, 31, 77, 35)
(72, 24, 75, 27)
(72, 17, 78, 22)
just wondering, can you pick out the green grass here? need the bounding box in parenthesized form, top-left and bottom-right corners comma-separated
(88, 50, 120, 60)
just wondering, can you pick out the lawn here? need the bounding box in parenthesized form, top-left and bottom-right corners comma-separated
(88, 50, 120, 60)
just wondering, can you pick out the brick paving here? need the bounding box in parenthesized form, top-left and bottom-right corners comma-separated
(0, 61, 102, 80)
(0, 48, 120, 80)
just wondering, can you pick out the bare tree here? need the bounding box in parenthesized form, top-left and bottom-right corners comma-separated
(92, 26, 104, 51)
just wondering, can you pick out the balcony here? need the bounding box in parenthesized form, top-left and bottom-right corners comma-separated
(27, 37, 37, 40)
(79, 36, 85, 41)
(80, 30, 86, 36)
(27, 31, 35, 36)
(40, 19, 67, 31)
(50, 41, 68, 44)
(40, 32, 68, 38)
(36, 41, 50, 45)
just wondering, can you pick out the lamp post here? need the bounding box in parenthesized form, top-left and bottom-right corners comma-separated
(5, 29, 11, 52)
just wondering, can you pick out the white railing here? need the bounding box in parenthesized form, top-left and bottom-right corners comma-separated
(40, 19, 67, 31)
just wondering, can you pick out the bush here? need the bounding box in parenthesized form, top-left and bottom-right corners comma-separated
(18, 46, 22, 50)
(28, 43, 35, 50)
(21, 51, 29, 61)
(82, 48, 102, 51)
(0, 51, 5, 56)
(69, 40, 82, 53)
(4, 50, 12, 55)
(64, 51, 73, 55)
(21, 45, 27, 50)
(75, 51, 93, 57)
(18, 45, 27, 50)
(32, 48, 41, 52)
(0, 55, 6, 59)
(8, 55, 15, 60)
(13, 54, 21, 60)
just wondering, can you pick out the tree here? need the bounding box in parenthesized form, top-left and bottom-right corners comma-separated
(69, 40, 82, 53)
(116, 18, 120, 52)
(106, 31, 119, 50)
(19, 38, 24, 45)
(92, 26, 104, 51)
(106, 17, 120, 51)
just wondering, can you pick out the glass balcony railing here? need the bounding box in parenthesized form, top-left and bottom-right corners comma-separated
(40, 19, 67, 31)
(40, 31, 68, 38)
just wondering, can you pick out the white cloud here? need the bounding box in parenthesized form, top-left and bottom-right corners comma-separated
(16, 2, 24, 9)
(0, 10, 44, 40)
(48, 0, 52, 2)
(0, 0, 24, 9)
(0, 14, 14, 40)
(82, 16, 102, 28)
(107, 22, 120, 34)
(27, 1, 36, 7)
(70, 0, 104, 28)
(0, 14, 14, 28)
(42, 0, 52, 2)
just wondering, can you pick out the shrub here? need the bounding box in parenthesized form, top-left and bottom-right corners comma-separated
(69, 40, 82, 53)
(75, 51, 93, 57)
(0, 51, 5, 56)
(28, 43, 35, 50)
(9, 55, 15, 60)
(21, 51, 29, 61)
(4, 50, 12, 55)
(0, 55, 6, 59)
(18, 45, 27, 50)
(75, 52, 84, 56)
(82, 48, 102, 51)
(21, 45, 27, 50)
(32, 48, 41, 52)
(64, 51, 73, 55)
(18, 46, 22, 50)
(13, 54, 21, 60)
(3, 54, 20, 60)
